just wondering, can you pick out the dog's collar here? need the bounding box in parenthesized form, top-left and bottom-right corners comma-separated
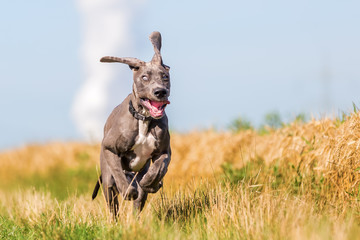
(129, 100, 152, 121)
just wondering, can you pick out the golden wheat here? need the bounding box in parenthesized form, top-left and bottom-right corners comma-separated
(1, 112, 360, 197)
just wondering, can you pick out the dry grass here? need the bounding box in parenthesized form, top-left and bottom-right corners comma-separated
(2, 112, 360, 190)
(0, 142, 99, 176)
(1, 112, 360, 239)
(170, 112, 360, 198)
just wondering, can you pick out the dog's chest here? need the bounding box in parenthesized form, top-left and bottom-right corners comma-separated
(129, 121, 156, 171)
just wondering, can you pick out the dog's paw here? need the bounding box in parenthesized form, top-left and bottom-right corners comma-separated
(123, 186, 138, 200)
(140, 180, 163, 193)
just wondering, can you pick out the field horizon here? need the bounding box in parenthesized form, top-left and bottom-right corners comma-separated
(1, 111, 360, 239)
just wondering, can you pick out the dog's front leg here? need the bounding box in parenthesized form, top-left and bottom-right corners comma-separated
(103, 148, 138, 200)
(139, 152, 170, 193)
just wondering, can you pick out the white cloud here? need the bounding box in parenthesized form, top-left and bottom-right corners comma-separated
(72, 0, 145, 141)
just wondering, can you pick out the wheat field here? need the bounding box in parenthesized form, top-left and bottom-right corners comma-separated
(1, 112, 360, 239)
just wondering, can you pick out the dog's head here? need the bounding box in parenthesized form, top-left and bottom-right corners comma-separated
(100, 31, 170, 119)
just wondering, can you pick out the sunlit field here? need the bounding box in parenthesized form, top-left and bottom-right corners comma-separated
(1, 111, 360, 239)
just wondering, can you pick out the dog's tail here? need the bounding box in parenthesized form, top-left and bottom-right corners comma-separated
(92, 174, 102, 200)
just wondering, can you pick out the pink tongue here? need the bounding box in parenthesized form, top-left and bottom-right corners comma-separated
(143, 100, 170, 118)
(151, 100, 170, 109)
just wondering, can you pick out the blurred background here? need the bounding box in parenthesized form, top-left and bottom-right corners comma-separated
(0, 0, 359, 150)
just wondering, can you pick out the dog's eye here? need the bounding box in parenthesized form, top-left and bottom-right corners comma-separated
(142, 75, 149, 81)
(162, 73, 169, 81)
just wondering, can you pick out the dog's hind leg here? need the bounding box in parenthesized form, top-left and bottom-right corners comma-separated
(102, 174, 119, 217)
(101, 156, 119, 217)
(110, 184, 119, 217)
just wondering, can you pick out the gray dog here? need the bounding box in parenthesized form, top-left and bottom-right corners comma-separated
(92, 31, 171, 215)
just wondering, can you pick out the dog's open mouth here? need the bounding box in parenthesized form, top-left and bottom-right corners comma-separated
(141, 98, 170, 118)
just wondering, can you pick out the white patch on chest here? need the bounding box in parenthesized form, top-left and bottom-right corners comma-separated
(129, 120, 156, 171)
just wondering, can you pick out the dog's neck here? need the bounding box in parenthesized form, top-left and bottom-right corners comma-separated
(129, 99, 152, 121)
(129, 93, 152, 121)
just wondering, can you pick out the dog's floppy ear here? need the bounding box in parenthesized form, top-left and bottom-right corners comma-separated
(149, 31, 163, 65)
(100, 56, 145, 70)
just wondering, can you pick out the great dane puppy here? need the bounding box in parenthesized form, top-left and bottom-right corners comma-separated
(92, 31, 171, 214)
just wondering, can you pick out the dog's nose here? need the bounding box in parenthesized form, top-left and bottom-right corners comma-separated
(154, 88, 168, 98)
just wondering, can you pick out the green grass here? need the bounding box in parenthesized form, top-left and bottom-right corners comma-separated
(0, 164, 97, 200)
(1, 159, 360, 240)
(0, 149, 98, 200)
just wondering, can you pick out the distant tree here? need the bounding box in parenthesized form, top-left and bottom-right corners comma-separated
(294, 113, 307, 123)
(264, 111, 283, 129)
(229, 116, 253, 132)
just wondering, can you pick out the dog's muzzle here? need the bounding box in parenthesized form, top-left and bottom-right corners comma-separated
(140, 98, 170, 119)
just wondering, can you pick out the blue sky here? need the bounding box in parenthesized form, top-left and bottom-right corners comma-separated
(1, 0, 359, 150)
